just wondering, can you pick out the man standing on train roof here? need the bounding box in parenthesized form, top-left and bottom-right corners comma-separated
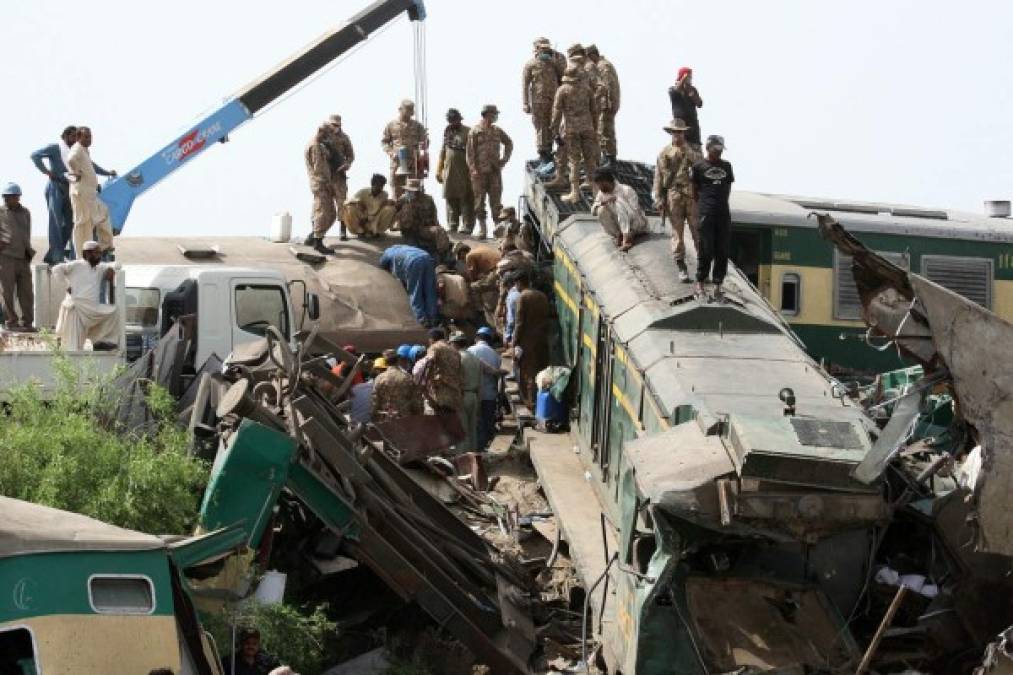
(435, 108, 475, 235)
(585, 44, 620, 166)
(691, 135, 735, 297)
(551, 65, 599, 205)
(591, 167, 647, 252)
(653, 118, 700, 282)
(466, 104, 513, 240)
(382, 99, 429, 200)
(522, 40, 562, 167)
(668, 67, 704, 150)
(30, 125, 79, 264)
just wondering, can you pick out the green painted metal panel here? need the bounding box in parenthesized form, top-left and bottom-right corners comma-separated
(0, 550, 172, 623)
(790, 324, 908, 372)
(168, 524, 248, 570)
(199, 419, 297, 549)
(285, 463, 360, 540)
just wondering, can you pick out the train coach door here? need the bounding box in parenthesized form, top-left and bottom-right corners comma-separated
(730, 227, 768, 291)
(592, 318, 614, 480)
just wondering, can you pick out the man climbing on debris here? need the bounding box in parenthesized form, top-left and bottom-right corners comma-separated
(669, 67, 704, 150)
(395, 178, 451, 261)
(379, 244, 439, 327)
(551, 65, 599, 204)
(469, 326, 502, 450)
(451, 331, 481, 453)
(371, 344, 424, 422)
(464, 242, 501, 282)
(510, 274, 550, 408)
(592, 167, 647, 251)
(29, 125, 78, 264)
(586, 44, 620, 166)
(52, 240, 119, 350)
(466, 104, 513, 240)
(381, 99, 429, 200)
(493, 206, 536, 255)
(343, 173, 396, 238)
(65, 127, 117, 257)
(435, 108, 474, 235)
(0, 183, 35, 331)
(522, 40, 562, 168)
(653, 118, 700, 281)
(419, 327, 463, 418)
(304, 116, 353, 254)
(692, 134, 735, 296)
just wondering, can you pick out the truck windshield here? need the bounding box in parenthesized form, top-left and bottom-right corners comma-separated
(235, 284, 289, 340)
(125, 287, 161, 327)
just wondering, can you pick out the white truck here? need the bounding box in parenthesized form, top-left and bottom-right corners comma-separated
(0, 263, 319, 399)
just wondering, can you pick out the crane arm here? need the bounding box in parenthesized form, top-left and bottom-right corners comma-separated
(101, 0, 426, 233)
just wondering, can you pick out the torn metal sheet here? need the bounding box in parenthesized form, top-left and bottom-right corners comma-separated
(853, 387, 925, 483)
(817, 212, 1013, 556)
(370, 412, 466, 464)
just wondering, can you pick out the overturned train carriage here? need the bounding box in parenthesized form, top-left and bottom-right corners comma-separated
(524, 163, 887, 673)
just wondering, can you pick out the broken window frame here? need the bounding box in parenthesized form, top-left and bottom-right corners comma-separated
(87, 574, 157, 615)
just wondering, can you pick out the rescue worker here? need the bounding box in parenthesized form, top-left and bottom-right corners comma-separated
(419, 327, 463, 417)
(522, 40, 561, 166)
(304, 117, 353, 254)
(692, 135, 735, 295)
(65, 127, 117, 257)
(566, 43, 596, 92)
(435, 108, 474, 235)
(464, 243, 501, 282)
(469, 270, 500, 339)
(371, 344, 424, 422)
(591, 167, 648, 251)
(493, 206, 535, 254)
(30, 125, 86, 264)
(396, 179, 451, 261)
(510, 274, 550, 408)
(437, 266, 472, 323)
(468, 326, 502, 450)
(381, 99, 429, 200)
(653, 118, 700, 281)
(550, 66, 599, 204)
(668, 67, 704, 150)
(585, 45, 620, 165)
(52, 241, 120, 350)
(534, 37, 567, 79)
(344, 174, 397, 238)
(379, 244, 439, 327)
(495, 247, 536, 334)
(466, 104, 513, 240)
(0, 183, 35, 331)
(451, 331, 481, 453)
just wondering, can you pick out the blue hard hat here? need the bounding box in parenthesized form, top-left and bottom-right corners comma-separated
(476, 326, 494, 338)
(410, 345, 427, 361)
(396, 344, 413, 360)
(2, 182, 22, 196)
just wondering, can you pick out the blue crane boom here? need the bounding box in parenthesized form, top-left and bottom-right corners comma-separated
(100, 0, 426, 233)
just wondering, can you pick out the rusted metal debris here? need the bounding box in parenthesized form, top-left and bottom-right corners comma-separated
(200, 326, 536, 674)
(816, 212, 1013, 557)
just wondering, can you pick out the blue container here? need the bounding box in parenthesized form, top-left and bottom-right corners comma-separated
(535, 390, 566, 424)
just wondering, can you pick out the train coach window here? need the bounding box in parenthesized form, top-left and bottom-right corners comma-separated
(0, 627, 38, 675)
(780, 273, 800, 316)
(89, 575, 155, 614)
(921, 255, 993, 309)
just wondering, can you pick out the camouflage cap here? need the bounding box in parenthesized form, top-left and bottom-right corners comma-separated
(562, 65, 581, 81)
(566, 43, 586, 57)
(481, 103, 499, 116)
(663, 118, 691, 133)
(446, 107, 462, 121)
(399, 99, 415, 109)
(327, 114, 342, 126)
(585, 44, 599, 56)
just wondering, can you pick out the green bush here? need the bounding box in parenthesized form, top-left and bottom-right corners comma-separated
(204, 601, 337, 674)
(0, 357, 208, 535)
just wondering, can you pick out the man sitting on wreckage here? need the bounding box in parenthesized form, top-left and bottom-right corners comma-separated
(52, 239, 120, 350)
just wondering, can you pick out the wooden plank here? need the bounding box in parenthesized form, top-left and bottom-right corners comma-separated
(525, 428, 616, 622)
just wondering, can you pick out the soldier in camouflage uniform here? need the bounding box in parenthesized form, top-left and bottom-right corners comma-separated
(586, 45, 620, 165)
(435, 108, 474, 235)
(551, 65, 599, 204)
(652, 118, 700, 281)
(523, 40, 562, 166)
(396, 179, 451, 262)
(372, 347, 424, 422)
(418, 327, 463, 416)
(466, 104, 513, 240)
(304, 116, 354, 255)
(381, 100, 429, 200)
(534, 36, 567, 79)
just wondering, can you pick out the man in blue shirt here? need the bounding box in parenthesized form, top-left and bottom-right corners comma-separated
(468, 326, 503, 450)
(379, 244, 439, 327)
(30, 126, 115, 264)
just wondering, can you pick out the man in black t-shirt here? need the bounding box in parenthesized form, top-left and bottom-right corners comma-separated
(668, 67, 703, 149)
(690, 135, 734, 294)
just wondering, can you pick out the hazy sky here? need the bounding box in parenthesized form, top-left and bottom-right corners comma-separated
(2, 0, 1010, 238)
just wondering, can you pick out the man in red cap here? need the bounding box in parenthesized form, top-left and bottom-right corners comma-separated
(668, 67, 703, 150)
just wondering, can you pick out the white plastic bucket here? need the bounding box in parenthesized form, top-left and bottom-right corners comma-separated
(270, 212, 293, 242)
(254, 570, 287, 605)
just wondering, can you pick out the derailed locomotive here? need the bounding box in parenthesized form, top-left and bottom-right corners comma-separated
(523, 162, 891, 673)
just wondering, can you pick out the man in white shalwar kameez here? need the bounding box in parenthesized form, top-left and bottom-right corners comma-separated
(591, 166, 648, 251)
(53, 241, 120, 350)
(65, 127, 116, 257)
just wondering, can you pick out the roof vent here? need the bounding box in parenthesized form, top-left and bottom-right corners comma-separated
(985, 200, 1011, 218)
(177, 243, 221, 259)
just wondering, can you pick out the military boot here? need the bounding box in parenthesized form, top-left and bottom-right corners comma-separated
(303, 233, 317, 246)
(473, 221, 488, 239)
(312, 238, 333, 256)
